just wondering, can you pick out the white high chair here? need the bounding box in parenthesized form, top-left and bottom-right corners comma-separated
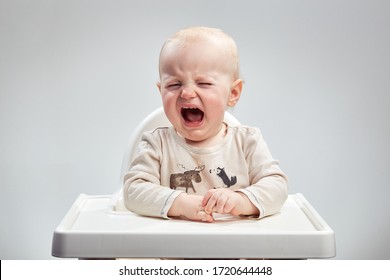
(52, 107, 336, 259)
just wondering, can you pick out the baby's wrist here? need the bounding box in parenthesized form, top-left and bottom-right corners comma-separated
(168, 192, 187, 217)
(237, 192, 259, 216)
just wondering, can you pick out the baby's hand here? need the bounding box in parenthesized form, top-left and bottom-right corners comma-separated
(168, 193, 214, 222)
(202, 188, 259, 216)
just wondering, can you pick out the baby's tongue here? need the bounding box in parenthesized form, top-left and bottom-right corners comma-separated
(183, 108, 204, 122)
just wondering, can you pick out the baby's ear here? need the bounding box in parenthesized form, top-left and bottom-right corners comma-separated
(156, 82, 162, 93)
(228, 79, 243, 107)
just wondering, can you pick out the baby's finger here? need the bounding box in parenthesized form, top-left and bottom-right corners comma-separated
(223, 197, 236, 214)
(216, 193, 229, 213)
(201, 189, 216, 207)
(204, 192, 221, 214)
(198, 210, 214, 222)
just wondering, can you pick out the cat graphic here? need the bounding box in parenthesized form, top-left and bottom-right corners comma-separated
(216, 167, 237, 188)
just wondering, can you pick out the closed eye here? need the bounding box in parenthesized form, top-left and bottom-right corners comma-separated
(197, 82, 213, 88)
(166, 83, 181, 90)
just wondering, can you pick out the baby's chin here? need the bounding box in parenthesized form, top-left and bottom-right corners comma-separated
(175, 128, 208, 145)
(181, 127, 226, 148)
(180, 131, 207, 144)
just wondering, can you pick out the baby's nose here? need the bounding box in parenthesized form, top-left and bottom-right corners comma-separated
(180, 84, 197, 99)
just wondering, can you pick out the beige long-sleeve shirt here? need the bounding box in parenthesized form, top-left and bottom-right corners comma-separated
(123, 125, 288, 219)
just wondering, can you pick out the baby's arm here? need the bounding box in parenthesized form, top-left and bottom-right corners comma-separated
(201, 127, 288, 219)
(235, 128, 288, 218)
(201, 188, 259, 216)
(123, 132, 184, 219)
(168, 193, 214, 222)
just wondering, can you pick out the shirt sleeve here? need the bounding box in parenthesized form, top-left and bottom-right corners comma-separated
(122, 131, 183, 219)
(235, 127, 288, 218)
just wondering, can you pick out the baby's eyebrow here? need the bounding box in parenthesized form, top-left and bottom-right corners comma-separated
(160, 71, 220, 83)
(160, 76, 177, 83)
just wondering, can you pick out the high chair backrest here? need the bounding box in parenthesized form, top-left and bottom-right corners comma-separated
(120, 107, 240, 180)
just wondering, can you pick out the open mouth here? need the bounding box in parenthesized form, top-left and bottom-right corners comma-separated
(181, 107, 204, 124)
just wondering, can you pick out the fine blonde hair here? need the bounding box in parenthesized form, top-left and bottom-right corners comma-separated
(159, 26, 240, 80)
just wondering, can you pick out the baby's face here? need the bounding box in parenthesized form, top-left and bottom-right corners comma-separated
(158, 40, 241, 146)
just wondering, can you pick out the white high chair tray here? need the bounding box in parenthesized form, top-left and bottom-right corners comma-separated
(52, 193, 335, 259)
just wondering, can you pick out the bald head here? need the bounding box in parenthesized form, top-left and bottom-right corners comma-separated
(159, 27, 240, 80)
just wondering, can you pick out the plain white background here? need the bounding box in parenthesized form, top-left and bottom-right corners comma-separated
(1, 0, 389, 259)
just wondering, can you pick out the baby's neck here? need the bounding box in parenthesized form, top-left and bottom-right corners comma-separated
(184, 123, 227, 148)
